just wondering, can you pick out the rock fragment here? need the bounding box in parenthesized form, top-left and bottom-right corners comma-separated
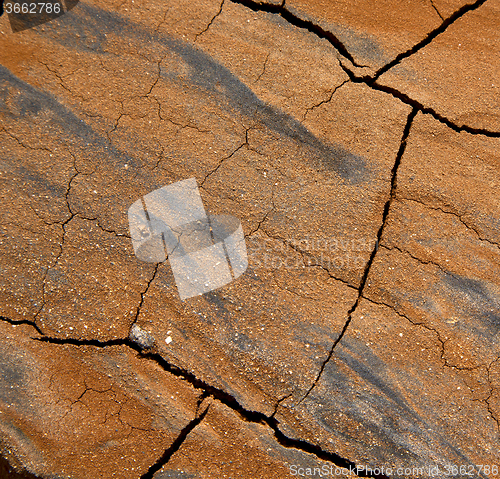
(129, 323, 156, 349)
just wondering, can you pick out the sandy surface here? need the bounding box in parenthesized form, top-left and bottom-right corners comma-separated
(0, 0, 499, 478)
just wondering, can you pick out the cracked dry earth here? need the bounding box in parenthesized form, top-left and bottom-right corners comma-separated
(0, 0, 499, 477)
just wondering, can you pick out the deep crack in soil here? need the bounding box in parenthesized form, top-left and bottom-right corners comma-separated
(230, 0, 500, 137)
(298, 107, 418, 404)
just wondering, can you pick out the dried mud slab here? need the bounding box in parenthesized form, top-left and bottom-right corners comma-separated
(277, 299, 499, 472)
(377, 0, 500, 132)
(249, 0, 475, 73)
(152, 399, 362, 479)
(365, 112, 500, 368)
(275, 112, 500, 473)
(0, 322, 202, 479)
(0, 0, 409, 411)
(0, 0, 499, 477)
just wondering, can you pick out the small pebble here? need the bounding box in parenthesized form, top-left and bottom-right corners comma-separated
(129, 324, 155, 350)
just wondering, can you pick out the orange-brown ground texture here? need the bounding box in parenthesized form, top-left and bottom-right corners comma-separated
(0, 0, 499, 478)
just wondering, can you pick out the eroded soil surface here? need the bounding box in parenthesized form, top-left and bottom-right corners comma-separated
(0, 0, 499, 478)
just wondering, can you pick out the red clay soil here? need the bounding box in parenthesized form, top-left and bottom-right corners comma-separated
(0, 0, 499, 478)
